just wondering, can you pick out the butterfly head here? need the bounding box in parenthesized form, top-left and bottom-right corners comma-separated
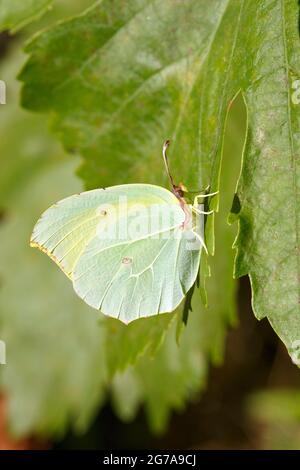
(172, 183, 186, 200)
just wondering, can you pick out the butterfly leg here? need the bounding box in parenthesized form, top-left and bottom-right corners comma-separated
(194, 191, 219, 202)
(191, 191, 218, 255)
(191, 205, 209, 254)
(193, 232, 208, 254)
(193, 192, 218, 213)
(193, 207, 214, 216)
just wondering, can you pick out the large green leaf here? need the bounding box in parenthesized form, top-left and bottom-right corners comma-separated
(112, 292, 227, 434)
(238, 1, 300, 360)
(0, 158, 109, 437)
(0, 45, 175, 437)
(0, 0, 53, 32)
(0, 47, 107, 437)
(0, 34, 241, 441)
(193, 0, 300, 360)
(0, 0, 96, 34)
(111, 98, 243, 434)
(104, 314, 174, 377)
(19, 0, 227, 191)
(19, 0, 300, 359)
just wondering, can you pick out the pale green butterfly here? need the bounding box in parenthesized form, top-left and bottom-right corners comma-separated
(30, 141, 217, 324)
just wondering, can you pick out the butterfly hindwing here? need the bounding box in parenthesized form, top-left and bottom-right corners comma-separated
(31, 184, 202, 322)
(73, 227, 200, 323)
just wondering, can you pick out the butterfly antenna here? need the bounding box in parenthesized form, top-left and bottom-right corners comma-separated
(162, 140, 175, 189)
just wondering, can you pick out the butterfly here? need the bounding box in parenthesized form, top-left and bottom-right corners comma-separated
(30, 141, 217, 324)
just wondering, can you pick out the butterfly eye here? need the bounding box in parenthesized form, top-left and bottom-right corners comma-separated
(100, 210, 107, 216)
(122, 257, 133, 265)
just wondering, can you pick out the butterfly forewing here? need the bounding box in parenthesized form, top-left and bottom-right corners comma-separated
(30, 184, 202, 323)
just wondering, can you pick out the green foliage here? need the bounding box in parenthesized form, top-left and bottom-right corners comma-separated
(0, 48, 107, 436)
(19, 0, 225, 192)
(0, 159, 109, 437)
(2, 0, 299, 442)
(18, 0, 300, 359)
(0, 64, 171, 433)
(248, 389, 300, 449)
(0, 39, 237, 437)
(0, 0, 53, 32)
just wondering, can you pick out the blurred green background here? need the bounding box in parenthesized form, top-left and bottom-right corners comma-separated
(0, 0, 300, 450)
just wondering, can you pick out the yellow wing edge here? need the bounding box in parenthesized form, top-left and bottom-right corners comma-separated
(30, 240, 73, 280)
